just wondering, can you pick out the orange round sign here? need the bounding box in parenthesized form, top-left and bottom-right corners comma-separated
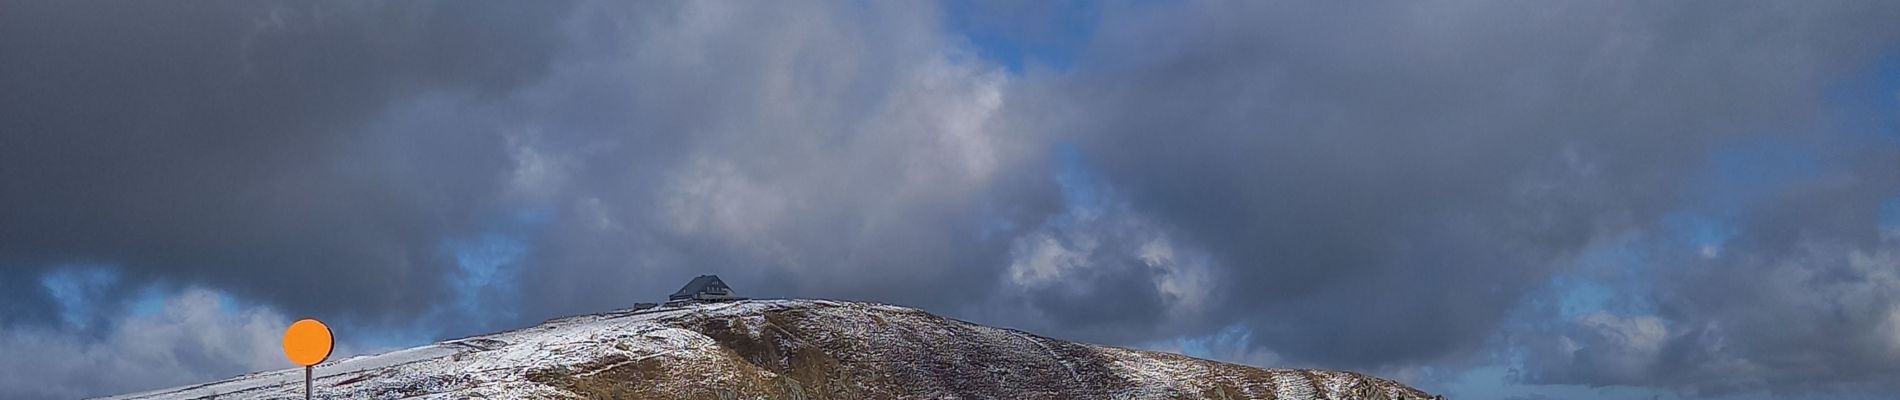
(282, 319, 334, 366)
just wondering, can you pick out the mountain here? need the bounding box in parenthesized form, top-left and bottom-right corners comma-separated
(100, 299, 1440, 399)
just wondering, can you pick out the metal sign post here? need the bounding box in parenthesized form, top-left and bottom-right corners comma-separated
(283, 319, 333, 400)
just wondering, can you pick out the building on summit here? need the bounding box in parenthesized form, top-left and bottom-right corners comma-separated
(668, 274, 741, 303)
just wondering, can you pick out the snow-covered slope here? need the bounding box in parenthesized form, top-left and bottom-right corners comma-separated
(100, 299, 1439, 399)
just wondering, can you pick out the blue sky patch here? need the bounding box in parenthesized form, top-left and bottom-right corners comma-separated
(38, 264, 120, 329)
(942, 0, 1096, 73)
(1882, 197, 1900, 231)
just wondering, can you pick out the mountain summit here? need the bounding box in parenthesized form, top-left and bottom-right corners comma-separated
(101, 300, 1439, 399)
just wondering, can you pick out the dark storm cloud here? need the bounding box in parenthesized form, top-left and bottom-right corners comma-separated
(1012, 0, 1900, 380)
(486, 1, 1060, 321)
(4, 4, 1050, 396)
(7, 0, 1900, 398)
(0, 1, 577, 322)
(1521, 148, 1900, 394)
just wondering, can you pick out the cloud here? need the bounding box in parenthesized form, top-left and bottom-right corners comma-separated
(1522, 312, 1675, 385)
(5, 0, 1900, 397)
(0, 287, 300, 400)
(0, 0, 580, 324)
(1524, 228, 1900, 395)
(480, 1, 1058, 323)
(1013, 0, 1900, 379)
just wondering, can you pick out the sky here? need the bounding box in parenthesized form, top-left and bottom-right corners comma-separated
(3, 1, 1900, 399)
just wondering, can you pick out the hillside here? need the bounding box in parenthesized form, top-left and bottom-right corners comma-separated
(100, 299, 1439, 399)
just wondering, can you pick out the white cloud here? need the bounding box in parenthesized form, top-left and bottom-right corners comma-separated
(1007, 231, 1094, 285)
(0, 288, 315, 400)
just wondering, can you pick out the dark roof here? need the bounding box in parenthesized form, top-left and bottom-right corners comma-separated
(671, 275, 728, 297)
